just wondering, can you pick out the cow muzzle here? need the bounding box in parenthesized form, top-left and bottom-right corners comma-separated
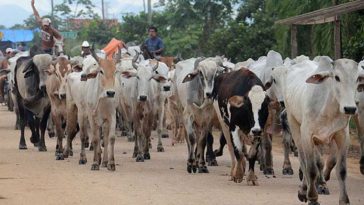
(106, 91, 115, 98)
(80, 73, 87, 81)
(163, 86, 171, 91)
(205, 92, 212, 98)
(251, 128, 262, 136)
(139, 95, 147, 102)
(344, 106, 357, 115)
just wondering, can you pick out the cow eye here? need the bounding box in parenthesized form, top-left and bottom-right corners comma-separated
(99, 70, 104, 75)
(335, 76, 340, 82)
(273, 79, 276, 84)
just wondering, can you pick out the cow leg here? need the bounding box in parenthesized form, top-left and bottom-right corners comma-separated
(247, 136, 260, 186)
(18, 105, 27, 150)
(206, 132, 218, 166)
(102, 123, 110, 167)
(47, 117, 55, 138)
(157, 109, 165, 152)
(135, 134, 145, 162)
(354, 114, 364, 175)
(53, 113, 65, 160)
(301, 135, 319, 205)
(38, 107, 50, 152)
(282, 128, 294, 175)
(262, 133, 274, 175)
(185, 117, 196, 173)
(230, 126, 245, 183)
(315, 147, 330, 195)
(107, 118, 116, 171)
(144, 134, 151, 160)
(334, 130, 350, 205)
(214, 134, 226, 157)
(324, 143, 337, 181)
(197, 131, 208, 173)
(64, 105, 78, 158)
(90, 121, 101, 170)
(25, 109, 39, 146)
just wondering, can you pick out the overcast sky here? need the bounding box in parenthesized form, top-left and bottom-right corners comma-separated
(0, 0, 159, 28)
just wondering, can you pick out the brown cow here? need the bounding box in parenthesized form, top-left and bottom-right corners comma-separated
(45, 56, 71, 160)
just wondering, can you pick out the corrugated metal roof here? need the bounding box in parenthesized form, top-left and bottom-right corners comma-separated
(0, 29, 34, 43)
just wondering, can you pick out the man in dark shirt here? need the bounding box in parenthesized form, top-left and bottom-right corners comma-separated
(31, 0, 63, 55)
(144, 26, 164, 57)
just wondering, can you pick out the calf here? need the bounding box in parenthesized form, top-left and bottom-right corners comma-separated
(45, 56, 71, 160)
(175, 57, 227, 173)
(121, 59, 167, 161)
(212, 68, 270, 185)
(86, 52, 119, 171)
(274, 57, 358, 205)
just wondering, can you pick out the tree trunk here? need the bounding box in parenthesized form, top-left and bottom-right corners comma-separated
(148, 0, 152, 25)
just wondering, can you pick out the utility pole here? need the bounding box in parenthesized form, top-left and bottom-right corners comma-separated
(143, 0, 146, 13)
(147, 0, 152, 25)
(51, 0, 54, 21)
(101, 0, 105, 20)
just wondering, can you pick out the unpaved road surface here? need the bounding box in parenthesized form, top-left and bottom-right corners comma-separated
(0, 106, 363, 205)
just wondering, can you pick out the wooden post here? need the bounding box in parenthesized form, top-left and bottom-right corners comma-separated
(147, 0, 152, 25)
(333, 0, 341, 59)
(291, 24, 298, 58)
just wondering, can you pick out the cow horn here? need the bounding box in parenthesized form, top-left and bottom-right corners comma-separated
(114, 46, 122, 63)
(152, 61, 159, 71)
(91, 43, 100, 63)
(194, 57, 205, 70)
(132, 50, 139, 70)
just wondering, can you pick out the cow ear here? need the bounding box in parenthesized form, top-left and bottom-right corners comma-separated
(152, 74, 167, 83)
(86, 72, 98, 79)
(46, 65, 55, 75)
(182, 71, 199, 83)
(121, 70, 137, 79)
(306, 71, 332, 84)
(228, 95, 245, 108)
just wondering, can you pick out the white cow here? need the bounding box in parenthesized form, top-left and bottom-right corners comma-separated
(272, 56, 358, 205)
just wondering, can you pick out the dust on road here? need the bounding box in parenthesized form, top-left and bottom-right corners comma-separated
(0, 106, 363, 205)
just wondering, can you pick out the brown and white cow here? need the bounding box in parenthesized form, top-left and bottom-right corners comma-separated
(45, 56, 72, 160)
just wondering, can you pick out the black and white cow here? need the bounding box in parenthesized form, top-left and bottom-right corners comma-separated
(212, 68, 271, 185)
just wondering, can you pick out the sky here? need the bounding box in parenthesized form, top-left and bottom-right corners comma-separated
(0, 0, 159, 28)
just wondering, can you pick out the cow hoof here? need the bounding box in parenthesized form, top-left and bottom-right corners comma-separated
(38, 146, 47, 152)
(339, 199, 350, 205)
(89, 145, 94, 151)
(144, 153, 151, 160)
(192, 165, 197, 173)
(132, 152, 137, 158)
(282, 167, 294, 175)
(107, 163, 116, 171)
(30, 136, 39, 144)
(136, 155, 144, 162)
(48, 132, 55, 138)
(264, 168, 274, 175)
(19, 143, 27, 150)
(232, 176, 244, 183)
(308, 201, 320, 205)
(297, 190, 307, 202)
(149, 143, 152, 149)
(91, 164, 100, 170)
(317, 184, 330, 195)
(187, 164, 192, 173)
(55, 153, 64, 160)
(102, 161, 108, 167)
(207, 159, 218, 166)
(69, 150, 73, 157)
(247, 172, 258, 186)
(198, 166, 209, 173)
(294, 150, 299, 157)
(161, 134, 169, 138)
(157, 146, 164, 152)
(127, 136, 135, 142)
(84, 141, 90, 148)
(299, 168, 303, 181)
(79, 158, 87, 165)
(214, 149, 223, 157)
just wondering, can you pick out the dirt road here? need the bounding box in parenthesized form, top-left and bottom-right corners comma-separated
(0, 106, 363, 205)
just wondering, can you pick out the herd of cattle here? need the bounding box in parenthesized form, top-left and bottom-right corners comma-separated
(1, 45, 364, 205)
